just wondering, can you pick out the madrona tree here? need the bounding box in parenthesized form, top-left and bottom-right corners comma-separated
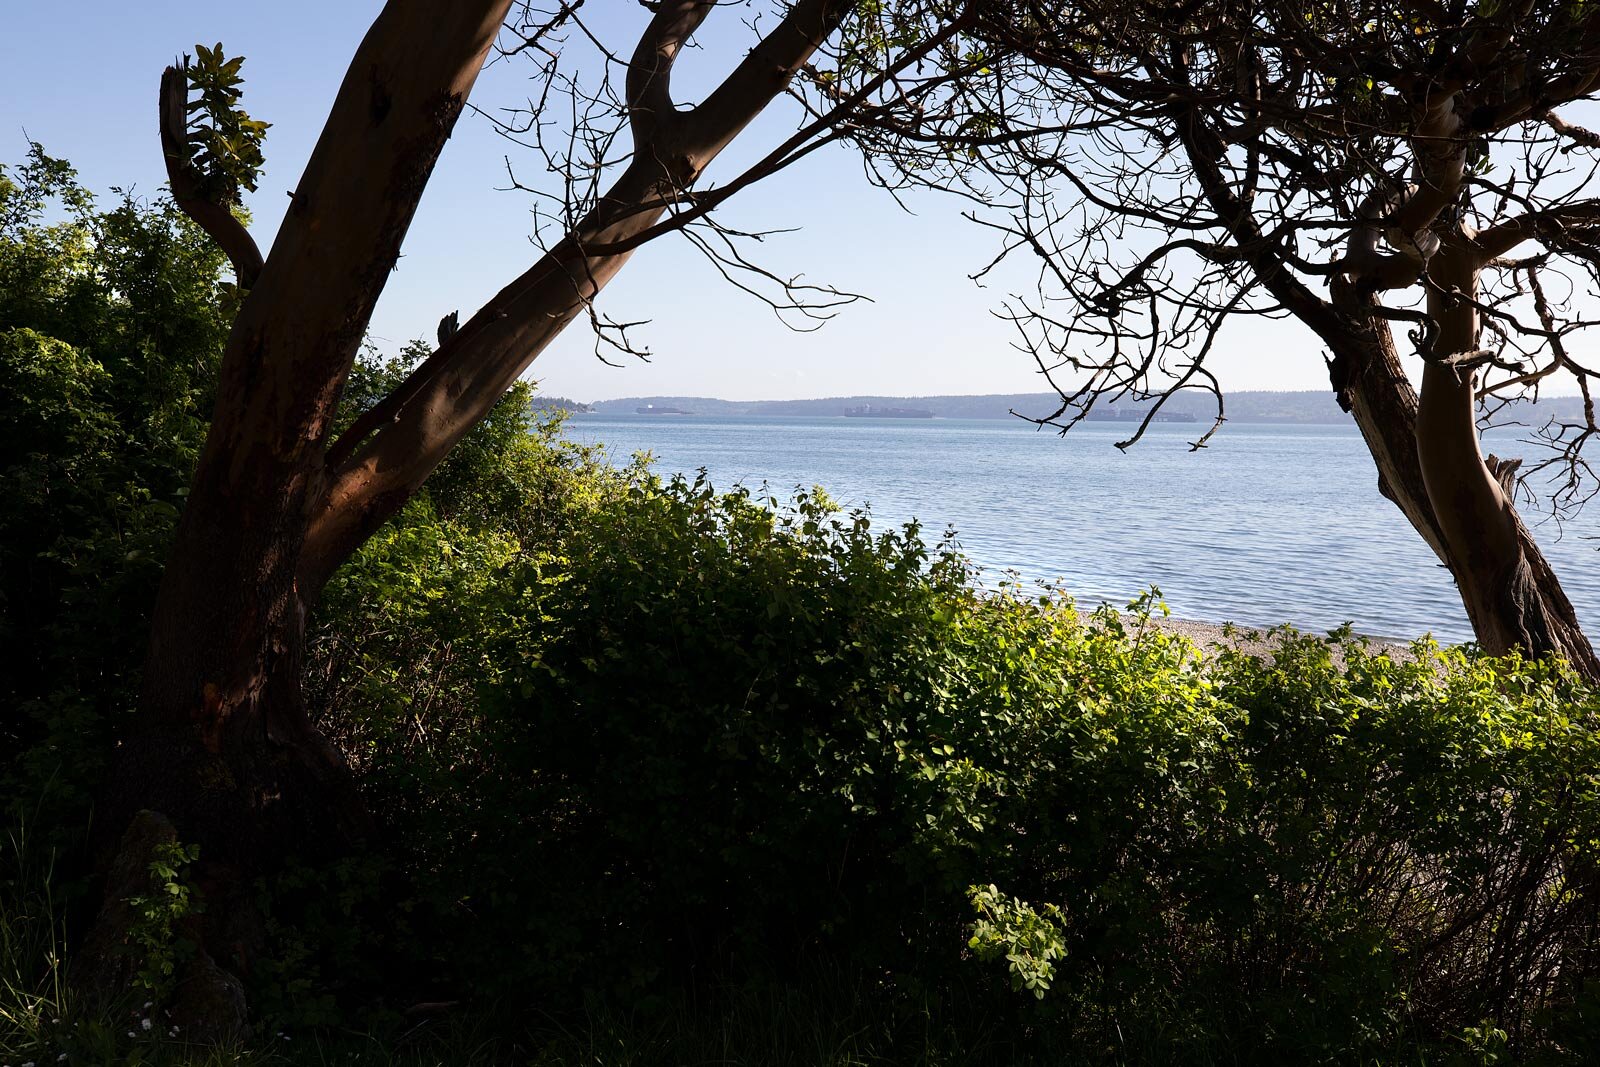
(842, 0, 1600, 674)
(80, 0, 982, 1033)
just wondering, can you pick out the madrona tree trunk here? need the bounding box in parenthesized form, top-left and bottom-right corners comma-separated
(1176, 109, 1596, 678)
(75, 0, 858, 1040)
(1327, 278, 1599, 678)
(78, 0, 518, 1035)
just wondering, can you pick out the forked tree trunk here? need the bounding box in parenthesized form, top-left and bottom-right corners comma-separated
(77, 0, 854, 1039)
(1173, 111, 1593, 675)
(1327, 278, 1599, 679)
(77, 0, 517, 1037)
(108, 395, 369, 868)
(1176, 109, 1594, 676)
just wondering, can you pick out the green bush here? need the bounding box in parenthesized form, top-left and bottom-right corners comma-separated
(0, 145, 231, 836)
(308, 457, 1600, 1062)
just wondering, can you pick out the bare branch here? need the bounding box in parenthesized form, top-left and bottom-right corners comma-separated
(305, 0, 861, 590)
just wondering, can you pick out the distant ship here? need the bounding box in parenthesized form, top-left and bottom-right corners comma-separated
(843, 405, 934, 419)
(636, 404, 693, 415)
(1083, 407, 1196, 423)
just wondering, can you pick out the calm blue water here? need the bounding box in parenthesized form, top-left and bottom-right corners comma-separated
(565, 414, 1600, 644)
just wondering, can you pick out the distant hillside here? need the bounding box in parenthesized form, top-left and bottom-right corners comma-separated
(1482, 394, 1591, 426)
(585, 390, 1590, 425)
(587, 391, 1352, 423)
(531, 396, 591, 414)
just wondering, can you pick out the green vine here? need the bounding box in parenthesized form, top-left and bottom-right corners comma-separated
(124, 840, 202, 998)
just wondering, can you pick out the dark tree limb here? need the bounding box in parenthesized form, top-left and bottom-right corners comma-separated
(303, 0, 859, 591)
(159, 64, 264, 289)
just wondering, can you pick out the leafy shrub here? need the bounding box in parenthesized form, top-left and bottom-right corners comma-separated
(0, 146, 231, 836)
(967, 884, 1068, 999)
(126, 841, 203, 999)
(310, 456, 1600, 1062)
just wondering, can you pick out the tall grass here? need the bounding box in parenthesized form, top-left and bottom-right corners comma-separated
(0, 820, 69, 1060)
(3, 862, 982, 1067)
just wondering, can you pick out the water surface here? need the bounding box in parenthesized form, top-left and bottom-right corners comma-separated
(564, 414, 1600, 644)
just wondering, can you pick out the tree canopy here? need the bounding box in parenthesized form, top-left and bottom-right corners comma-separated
(798, 0, 1600, 672)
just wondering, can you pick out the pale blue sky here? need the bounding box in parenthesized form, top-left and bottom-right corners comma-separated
(2, 1, 1325, 402)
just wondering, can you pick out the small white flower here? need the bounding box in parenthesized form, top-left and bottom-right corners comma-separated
(140, 1019, 152, 1032)
(127, 1031, 136, 1038)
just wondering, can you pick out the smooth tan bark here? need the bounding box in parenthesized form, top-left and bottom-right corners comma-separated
(1327, 279, 1599, 677)
(1174, 108, 1595, 676)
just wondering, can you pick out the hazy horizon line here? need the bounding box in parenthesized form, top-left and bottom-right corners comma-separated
(563, 386, 1343, 404)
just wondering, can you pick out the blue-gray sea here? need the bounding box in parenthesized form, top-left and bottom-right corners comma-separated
(564, 414, 1599, 644)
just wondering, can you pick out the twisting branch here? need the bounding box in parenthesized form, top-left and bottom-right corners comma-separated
(1543, 109, 1600, 150)
(304, 0, 867, 589)
(626, 0, 714, 143)
(159, 63, 264, 289)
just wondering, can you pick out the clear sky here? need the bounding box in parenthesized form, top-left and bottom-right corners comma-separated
(2, 1, 1327, 403)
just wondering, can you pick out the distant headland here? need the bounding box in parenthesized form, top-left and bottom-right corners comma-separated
(580, 390, 1588, 426)
(531, 396, 592, 414)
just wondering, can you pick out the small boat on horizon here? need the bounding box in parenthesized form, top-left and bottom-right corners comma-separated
(1082, 407, 1196, 423)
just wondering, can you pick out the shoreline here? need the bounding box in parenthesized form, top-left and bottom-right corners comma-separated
(1139, 614, 1419, 661)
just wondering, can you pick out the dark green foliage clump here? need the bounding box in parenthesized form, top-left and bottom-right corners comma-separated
(307, 444, 1600, 1061)
(0, 145, 232, 832)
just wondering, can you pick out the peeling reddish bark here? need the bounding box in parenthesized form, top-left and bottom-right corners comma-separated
(82, 0, 519, 1034)
(82, 0, 856, 1035)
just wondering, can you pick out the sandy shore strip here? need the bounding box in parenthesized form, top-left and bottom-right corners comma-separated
(1134, 614, 1420, 662)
